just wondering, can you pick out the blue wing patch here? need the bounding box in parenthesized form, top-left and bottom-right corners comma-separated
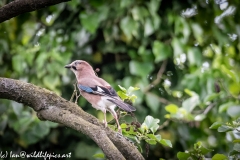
(79, 85, 118, 97)
(79, 85, 94, 93)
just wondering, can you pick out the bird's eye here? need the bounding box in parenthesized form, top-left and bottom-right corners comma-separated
(75, 62, 81, 65)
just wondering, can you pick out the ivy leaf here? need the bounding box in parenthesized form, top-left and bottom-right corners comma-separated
(152, 40, 171, 62)
(129, 60, 154, 77)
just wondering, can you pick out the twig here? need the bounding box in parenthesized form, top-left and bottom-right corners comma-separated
(158, 120, 170, 130)
(203, 102, 217, 115)
(144, 60, 168, 93)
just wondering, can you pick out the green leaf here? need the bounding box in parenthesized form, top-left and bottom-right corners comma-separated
(155, 134, 161, 141)
(148, 0, 161, 15)
(177, 152, 191, 160)
(144, 18, 154, 36)
(187, 48, 202, 66)
(120, 16, 139, 40)
(120, 123, 128, 129)
(147, 134, 156, 139)
(233, 143, 240, 152)
(11, 101, 23, 117)
(142, 115, 160, 134)
(12, 116, 32, 134)
(182, 95, 200, 112)
(146, 93, 160, 112)
(221, 65, 239, 83)
(12, 55, 26, 73)
(159, 139, 172, 148)
(200, 146, 213, 154)
(129, 94, 138, 103)
(204, 93, 220, 103)
(209, 122, 223, 129)
(147, 134, 162, 141)
(120, 0, 132, 8)
(227, 105, 240, 118)
(146, 139, 157, 145)
(217, 125, 233, 132)
(152, 40, 171, 62)
(45, 121, 58, 128)
(233, 139, 240, 143)
(93, 153, 105, 158)
(117, 91, 128, 100)
(127, 86, 140, 94)
(131, 6, 149, 21)
(129, 60, 154, 77)
(184, 89, 197, 96)
(20, 130, 40, 145)
(212, 154, 228, 160)
(165, 104, 179, 114)
(118, 85, 127, 92)
(194, 114, 206, 121)
(80, 13, 99, 34)
(219, 102, 235, 113)
(31, 121, 50, 138)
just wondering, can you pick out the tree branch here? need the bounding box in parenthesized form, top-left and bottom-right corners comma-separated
(0, 77, 144, 160)
(0, 0, 70, 23)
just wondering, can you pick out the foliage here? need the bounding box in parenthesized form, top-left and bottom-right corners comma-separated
(1, 0, 240, 159)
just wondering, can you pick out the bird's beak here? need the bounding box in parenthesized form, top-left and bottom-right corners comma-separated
(65, 64, 72, 69)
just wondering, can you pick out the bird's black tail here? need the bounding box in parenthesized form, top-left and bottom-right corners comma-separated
(107, 99, 136, 112)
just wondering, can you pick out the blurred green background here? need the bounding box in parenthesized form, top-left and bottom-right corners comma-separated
(1, 0, 240, 159)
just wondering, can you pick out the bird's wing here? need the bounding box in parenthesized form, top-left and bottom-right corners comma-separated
(79, 84, 118, 96)
(78, 84, 136, 112)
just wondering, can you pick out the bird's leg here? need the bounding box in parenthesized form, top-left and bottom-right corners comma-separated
(114, 115, 122, 133)
(74, 90, 81, 104)
(70, 89, 77, 102)
(108, 108, 122, 133)
(70, 81, 79, 102)
(103, 110, 108, 127)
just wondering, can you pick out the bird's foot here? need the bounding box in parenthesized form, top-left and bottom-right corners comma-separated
(118, 127, 122, 133)
(103, 120, 108, 128)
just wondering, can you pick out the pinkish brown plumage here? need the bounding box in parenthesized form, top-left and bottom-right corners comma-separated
(65, 60, 136, 132)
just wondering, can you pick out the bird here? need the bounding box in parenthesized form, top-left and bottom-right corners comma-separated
(65, 60, 136, 132)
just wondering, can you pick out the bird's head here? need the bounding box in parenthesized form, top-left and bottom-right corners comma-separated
(65, 60, 95, 76)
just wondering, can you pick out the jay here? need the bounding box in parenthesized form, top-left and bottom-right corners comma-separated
(65, 60, 136, 132)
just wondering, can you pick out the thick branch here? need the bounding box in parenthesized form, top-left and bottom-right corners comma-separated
(0, 77, 144, 160)
(0, 0, 70, 23)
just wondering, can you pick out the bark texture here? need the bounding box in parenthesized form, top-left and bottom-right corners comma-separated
(0, 77, 144, 160)
(0, 0, 69, 23)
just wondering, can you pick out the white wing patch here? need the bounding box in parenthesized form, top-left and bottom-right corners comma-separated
(97, 86, 105, 93)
